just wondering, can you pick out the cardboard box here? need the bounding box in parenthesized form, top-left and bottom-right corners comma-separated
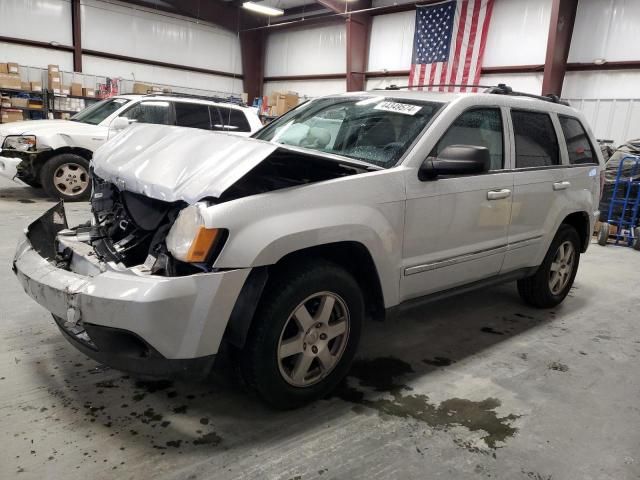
(0, 73, 21, 89)
(49, 80, 61, 94)
(10, 97, 28, 108)
(7, 62, 19, 74)
(61, 85, 71, 95)
(30, 81, 42, 92)
(1, 96, 11, 108)
(0, 64, 7, 74)
(1, 109, 24, 123)
(48, 64, 60, 73)
(48, 72, 61, 83)
(132, 82, 152, 94)
(21, 82, 30, 91)
(82, 87, 95, 97)
(271, 92, 299, 116)
(71, 83, 83, 96)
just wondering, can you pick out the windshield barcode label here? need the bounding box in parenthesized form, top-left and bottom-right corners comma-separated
(373, 102, 422, 116)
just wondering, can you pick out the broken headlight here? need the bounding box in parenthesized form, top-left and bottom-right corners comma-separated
(3, 135, 36, 152)
(166, 204, 226, 263)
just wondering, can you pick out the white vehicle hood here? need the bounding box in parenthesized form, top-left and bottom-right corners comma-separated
(92, 124, 279, 204)
(0, 119, 97, 137)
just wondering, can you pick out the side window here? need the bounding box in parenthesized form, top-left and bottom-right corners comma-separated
(120, 101, 170, 125)
(216, 107, 252, 133)
(431, 108, 504, 170)
(175, 102, 211, 130)
(559, 116, 596, 165)
(512, 110, 559, 168)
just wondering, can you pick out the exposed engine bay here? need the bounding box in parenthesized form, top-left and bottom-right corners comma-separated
(56, 153, 365, 277)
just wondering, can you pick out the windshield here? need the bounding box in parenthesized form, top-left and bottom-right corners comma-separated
(254, 95, 444, 168)
(71, 97, 131, 125)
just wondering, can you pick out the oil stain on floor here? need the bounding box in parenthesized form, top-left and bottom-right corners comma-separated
(336, 357, 519, 450)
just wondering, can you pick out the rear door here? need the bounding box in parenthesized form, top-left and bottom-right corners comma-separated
(502, 109, 566, 272)
(174, 102, 212, 130)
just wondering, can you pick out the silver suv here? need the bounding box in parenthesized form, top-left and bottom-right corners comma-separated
(13, 86, 602, 408)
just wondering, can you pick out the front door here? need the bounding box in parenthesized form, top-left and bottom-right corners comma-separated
(401, 107, 514, 302)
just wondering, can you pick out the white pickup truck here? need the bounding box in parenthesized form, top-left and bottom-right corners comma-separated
(0, 94, 262, 200)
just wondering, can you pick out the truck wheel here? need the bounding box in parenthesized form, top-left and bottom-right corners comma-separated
(242, 261, 363, 409)
(597, 222, 610, 246)
(40, 154, 91, 201)
(517, 224, 581, 308)
(633, 228, 640, 251)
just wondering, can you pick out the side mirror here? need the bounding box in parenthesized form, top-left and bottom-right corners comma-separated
(419, 145, 491, 181)
(111, 117, 136, 132)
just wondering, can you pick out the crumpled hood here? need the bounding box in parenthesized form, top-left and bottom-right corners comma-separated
(0, 119, 95, 137)
(92, 124, 278, 203)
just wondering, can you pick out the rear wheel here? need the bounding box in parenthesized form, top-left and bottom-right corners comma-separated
(633, 227, 640, 251)
(241, 261, 363, 409)
(597, 222, 610, 246)
(40, 153, 91, 201)
(517, 224, 581, 308)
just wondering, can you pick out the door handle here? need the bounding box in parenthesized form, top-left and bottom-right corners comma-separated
(553, 181, 571, 191)
(487, 189, 511, 200)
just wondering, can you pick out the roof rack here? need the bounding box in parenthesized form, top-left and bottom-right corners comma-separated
(376, 83, 570, 106)
(142, 91, 246, 106)
(486, 83, 570, 106)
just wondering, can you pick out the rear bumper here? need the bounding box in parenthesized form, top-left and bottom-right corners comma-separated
(13, 203, 250, 376)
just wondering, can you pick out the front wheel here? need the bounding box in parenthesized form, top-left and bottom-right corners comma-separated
(517, 224, 581, 308)
(241, 261, 363, 409)
(40, 153, 91, 201)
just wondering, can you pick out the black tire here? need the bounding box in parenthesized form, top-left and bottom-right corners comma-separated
(597, 222, 609, 246)
(633, 227, 640, 251)
(517, 224, 581, 308)
(241, 260, 363, 409)
(40, 153, 91, 201)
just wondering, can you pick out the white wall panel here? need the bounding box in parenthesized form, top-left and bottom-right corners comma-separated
(367, 12, 415, 72)
(265, 24, 346, 76)
(82, 56, 243, 95)
(568, 99, 640, 146)
(0, 42, 74, 72)
(483, 0, 552, 67)
(81, 0, 242, 74)
(0, 0, 72, 45)
(563, 70, 640, 99)
(569, 0, 640, 63)
(264, 79, 346, 99)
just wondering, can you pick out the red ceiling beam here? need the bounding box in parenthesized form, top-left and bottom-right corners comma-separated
(71, 0, 82, 72)
(541, 0, 578, 96)
(346, 12, 371, 91)
(240, 30, 266, 103)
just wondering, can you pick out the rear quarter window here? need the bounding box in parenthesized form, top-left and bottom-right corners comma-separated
(217, 107, 251, 133)
(559, 116, 597, 165)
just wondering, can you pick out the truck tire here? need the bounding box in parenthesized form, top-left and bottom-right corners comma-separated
(40, 153, 91, 201)
(517, 224, 581, 308)
(633, 227, 640, 251)
(597, 222, 610, 246)
(241, 260, 363, 409)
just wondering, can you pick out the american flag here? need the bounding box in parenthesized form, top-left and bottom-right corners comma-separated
(408, 0, 494, 92)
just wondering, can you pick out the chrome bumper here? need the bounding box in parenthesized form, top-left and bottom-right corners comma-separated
(13, 203, 250, 360)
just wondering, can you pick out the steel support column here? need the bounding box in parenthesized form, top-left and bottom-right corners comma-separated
(71, 0, 82, 72)
(346, 13, 371, 92)
(541, 0, 578, 96)
(240, 30, 266, 103)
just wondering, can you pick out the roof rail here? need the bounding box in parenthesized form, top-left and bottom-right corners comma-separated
(142, 91, 246, 106)
(485, 83, 570, 106)
(375, 82, 570, 106)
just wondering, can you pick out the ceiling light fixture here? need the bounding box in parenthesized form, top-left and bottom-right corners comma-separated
(242, 2, 284, 16)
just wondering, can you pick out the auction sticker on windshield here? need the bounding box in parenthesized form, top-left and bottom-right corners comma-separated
(373, 101, 422, 116)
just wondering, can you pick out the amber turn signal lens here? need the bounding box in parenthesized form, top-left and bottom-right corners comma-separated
(185, 227, 219, 262)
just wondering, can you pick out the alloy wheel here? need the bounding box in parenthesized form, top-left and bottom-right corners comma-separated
(53, 162, 89, 197)
(277, 291, 350, 387)
(549, 240, 575, 295)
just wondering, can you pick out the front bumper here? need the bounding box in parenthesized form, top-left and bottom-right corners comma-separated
(13, 203, 251, 377)
(0, 152, 22, 181)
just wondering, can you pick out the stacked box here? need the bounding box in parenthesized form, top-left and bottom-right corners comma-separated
(10, 97, 28, 108)
(82, 87, 95, 97)
(30, 82, 42, 92)
(48, 65, 61, 93)
(1, 110, 24, 123)
(71, 83, 83, 96)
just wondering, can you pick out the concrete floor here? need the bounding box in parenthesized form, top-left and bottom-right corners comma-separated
(0, 176, 639, 480)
